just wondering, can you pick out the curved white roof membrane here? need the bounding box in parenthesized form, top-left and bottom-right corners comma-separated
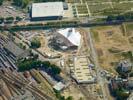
(58, 28, 81, 46)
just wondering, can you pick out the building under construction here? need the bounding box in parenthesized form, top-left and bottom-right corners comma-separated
(49, 28, 81, 51)
(70, 56, 96, 84)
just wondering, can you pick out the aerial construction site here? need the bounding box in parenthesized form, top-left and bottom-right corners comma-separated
(0, 0, 133, 100)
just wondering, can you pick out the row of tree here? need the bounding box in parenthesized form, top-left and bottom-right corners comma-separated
(10, 21, 78, 30)
(106, 12, 133, 22)
(0, 0, 3, 5)
(12, 0, 65, 8)
(17, 59, 61, 75)
(34, 0, 65, 3)
(13, 0, 29, 8)
(0, 16, 22, 24)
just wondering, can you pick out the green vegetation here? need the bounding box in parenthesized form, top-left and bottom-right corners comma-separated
(54, 89, 73, 100)
(76, 5, 88, 14)
(9, 21, 78, 31)
(91, 30, 100, 42)
(5, 17, 14, 21)
(0, 0, 3, 6)
(0, 17, 4, 24)
(17, 59, 61, 75)
(106, 15, 116, 22)
(16, 16, 22, 21)
(13, 0, 29, 8)
(4, 17, 14, 24)
(126, 23, 133, 31)
(106, 12, 133, 22)
(89, 3, 110, 15)
(115, 88, 130, 100)
(66, 96, 73, 100)
(13, 0, 65, 8)
(30, 38, 41, 49)
(34, 0, 65, 2)
(80, 1, 133, 17)
(122, 51, 133, 61)
(17, 43, 26, 50)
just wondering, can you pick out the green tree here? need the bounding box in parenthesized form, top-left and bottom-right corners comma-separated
(116, 15, 125, 21)
(30, 38, 41, 49)
(66, 96, 73, 100)
(22, 0, 29, 8)
(16, 16, 22, 21)
(51, 65, 61, 75)
(13, 0, 22, 6)
(0, 17, 4, 24)
(6, 17, 14, 21)
(18, 59, 61, 75)
(106, 15, 115, 22)
(13, 0, 29, 8)
(116, 89, 129, 100)
(0, 0, 4, 6)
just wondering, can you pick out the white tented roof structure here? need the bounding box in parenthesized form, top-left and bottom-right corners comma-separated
(32, 2, 64, 18)
(58, 28, 81, 46)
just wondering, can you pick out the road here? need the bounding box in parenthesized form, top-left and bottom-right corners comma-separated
(85, 28, 108, 100)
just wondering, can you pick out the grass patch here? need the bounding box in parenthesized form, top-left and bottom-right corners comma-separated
(91, 30, 100, 42)
(76, 5, 88, 14)
(125, 23, 133, 31)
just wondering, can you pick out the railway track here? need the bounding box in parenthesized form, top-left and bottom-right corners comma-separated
(0, 70, 54, 100)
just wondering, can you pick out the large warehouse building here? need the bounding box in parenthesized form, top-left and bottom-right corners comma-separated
(31, 2, 67, 20)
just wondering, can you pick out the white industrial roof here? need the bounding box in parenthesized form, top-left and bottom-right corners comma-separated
(32, 2, 64, 18)
(58, 28, 81, 46)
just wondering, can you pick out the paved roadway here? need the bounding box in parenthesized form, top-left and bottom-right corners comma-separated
(85, 28, 108, 100)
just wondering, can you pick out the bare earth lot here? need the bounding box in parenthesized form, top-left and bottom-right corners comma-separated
(91, 23, 133, 74)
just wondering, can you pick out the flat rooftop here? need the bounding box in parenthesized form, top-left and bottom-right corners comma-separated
(31, 2, 64, 18)
(4, 41, 29, 58)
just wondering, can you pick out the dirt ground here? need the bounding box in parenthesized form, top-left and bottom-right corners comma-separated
(91, 25, 133, 74)
(36, 29, 87, 61)
(37, 33, 74, 59)
(125, 23, 133, 47)
(62, 83, 85, 100)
